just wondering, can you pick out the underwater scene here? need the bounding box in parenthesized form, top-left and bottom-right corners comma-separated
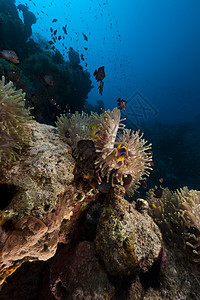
(0, 0, 200, 299)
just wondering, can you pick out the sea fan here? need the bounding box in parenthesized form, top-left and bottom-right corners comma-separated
(0, 76, 33, 167)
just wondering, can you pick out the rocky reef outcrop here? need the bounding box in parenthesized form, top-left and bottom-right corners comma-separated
(0, 102, 200, 298)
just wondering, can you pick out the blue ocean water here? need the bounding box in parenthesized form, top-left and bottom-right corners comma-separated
(15, 0, 200, 124)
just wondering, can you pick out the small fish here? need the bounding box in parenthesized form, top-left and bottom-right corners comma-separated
(9, 64, 20, 72)
(117, 98, 127, 110)
(116, 146, 127, 161)
(83, 173, 90, 180)
(56, 104, 62, 110)
(54, 29, 57, 35)
(43, 75, 54, 86)
(80, 54, 84, 61)
(65, 111, 72, 119)
(48, 40, 54, 45)
(52, 18, 58, 23)
(97, 182, 111, 193)
(154, 187, 163, 198)
(50, 27, 53, 33)
(62, 25, 67, 34)
(48, 98, 57, 105)
(82, 33, 88, 41)
(84, 47, 88, 51)
(65, 103, 71, 110)
(58, 35, 62, 40)
(0, 50, 19, 64)
(90, 124, 100, 137)
(98, 81, 104, 96)
(93, 66, 105, 82)
(4, 69, 20, 82)
(140, 179, 147, 188)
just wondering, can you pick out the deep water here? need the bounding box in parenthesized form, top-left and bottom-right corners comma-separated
(0, 0, 200, 190)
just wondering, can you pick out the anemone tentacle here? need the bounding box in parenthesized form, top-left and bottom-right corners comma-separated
(56, 108, 152, 195)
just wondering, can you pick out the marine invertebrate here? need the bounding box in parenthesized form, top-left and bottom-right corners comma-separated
(56, 108, 152, 195)
(176, 187, 200, 262)
(0, 76, 33, 167)
(148, 186, 200, 264)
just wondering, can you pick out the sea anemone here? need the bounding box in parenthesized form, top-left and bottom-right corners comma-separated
(56, 108, 152, 195)
(176, 187, 200, 262)
(56, 111, 89, 151)
(0, 76, 33, 168)
(148, 186, 200, 264)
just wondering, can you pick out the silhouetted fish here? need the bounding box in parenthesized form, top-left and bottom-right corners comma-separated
(98, 81, 104, 96)
(117, 98, 127, 110)
(62, 25, 67, 34)
(82, 33, 88, 41)
(52, 19, 58, 23)
(93, 66, 105, 82)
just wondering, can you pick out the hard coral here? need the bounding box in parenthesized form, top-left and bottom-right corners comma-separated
(94, 185, 162, 276)
(56, 108, 152, 195)
(148, 186, 200, 264)
(0, 76, 33, 168)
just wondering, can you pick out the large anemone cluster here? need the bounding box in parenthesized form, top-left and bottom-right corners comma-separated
(148, 186, 200, 264)
(56, 108, 152, 195)
(0, 76, 33, 168)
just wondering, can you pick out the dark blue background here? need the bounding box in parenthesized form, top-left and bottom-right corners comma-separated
(16, 0, 200, 124)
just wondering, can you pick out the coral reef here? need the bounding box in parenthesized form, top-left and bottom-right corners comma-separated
(0, 76, 33, 168)
(148, 186, 200, 265)
(1, 176, 200, 299)
(56, 108, 152, 195)
(0, 122, 85, 284)
(50, 241, 115, 299)
(95, 185, 162, 276)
